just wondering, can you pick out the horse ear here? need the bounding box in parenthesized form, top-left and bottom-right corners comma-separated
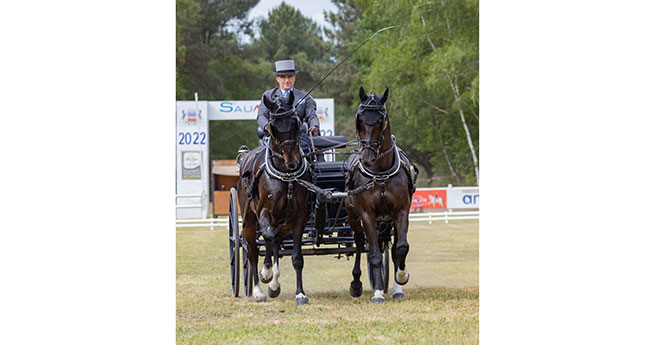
(359, 86, 367, 103)
(263, 94, 274, 111)
(287, 90, 295, 107)
(381, 88, 389, 104)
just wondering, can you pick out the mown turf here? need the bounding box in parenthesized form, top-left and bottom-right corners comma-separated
(177, 220, 478, 344)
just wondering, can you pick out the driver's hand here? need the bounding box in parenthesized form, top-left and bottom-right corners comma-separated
(310, 126, 320, 137)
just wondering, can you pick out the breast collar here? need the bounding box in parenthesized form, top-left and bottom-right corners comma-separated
(357, 142, 401, 180)
(264, 144, 308, 182)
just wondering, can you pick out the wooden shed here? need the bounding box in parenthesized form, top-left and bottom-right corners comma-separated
(211, 160, 240, 216)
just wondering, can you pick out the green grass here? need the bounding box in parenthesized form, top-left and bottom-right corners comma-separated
(177, 220, 479, 344)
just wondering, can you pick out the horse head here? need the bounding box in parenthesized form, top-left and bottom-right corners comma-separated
(263, 91, 302, 171)
(355, 86, 390, 168)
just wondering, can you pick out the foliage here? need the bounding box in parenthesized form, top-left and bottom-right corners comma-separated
(175, 0, 479, 185)
(347, 0, 479, 185)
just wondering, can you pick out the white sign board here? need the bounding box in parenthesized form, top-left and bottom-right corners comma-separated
(175, 98, 334, 219)
(176, 101, 209, 219)
(446, 187, 479, 209)
(207, 98, 335, 136)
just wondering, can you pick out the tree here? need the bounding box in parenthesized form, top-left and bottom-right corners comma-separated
(345, 0, 479, 186)
(176, 0, 259, 100)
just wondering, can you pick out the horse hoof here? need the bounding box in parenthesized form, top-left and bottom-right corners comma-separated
(350, 282, 363, 298)
(259, 271, 273, 284)
(296, 297, 309, 306)
(371, 296, 385, 304)
(393, 292, 405, 300)
(395, 270, 409, 285)
(254, 295, 267, 303)
(268, 285, 281, 298)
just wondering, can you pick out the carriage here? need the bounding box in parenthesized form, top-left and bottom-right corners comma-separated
(228, 87, 415, 305)
(227, 135, 392, 298)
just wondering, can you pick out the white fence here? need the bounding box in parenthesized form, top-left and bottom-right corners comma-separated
(176, 210, 478, 230)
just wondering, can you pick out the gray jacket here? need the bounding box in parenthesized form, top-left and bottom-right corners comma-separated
(257, 88, 319, 130)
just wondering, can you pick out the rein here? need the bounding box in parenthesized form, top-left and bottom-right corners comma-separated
(303, 139, 359, 158)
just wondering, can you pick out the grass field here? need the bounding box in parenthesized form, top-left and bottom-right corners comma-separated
(177, 220, 479, 344)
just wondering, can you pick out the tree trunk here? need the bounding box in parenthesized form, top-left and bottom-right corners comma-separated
(450, 79, 479, 185)
(430, 109, 462, 185)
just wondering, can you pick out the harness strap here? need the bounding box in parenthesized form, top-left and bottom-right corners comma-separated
(303, 140, 358, 158)
(245, 163, 265, 206)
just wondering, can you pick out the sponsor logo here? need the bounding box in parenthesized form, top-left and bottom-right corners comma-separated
(462, 194, 479, 205)
(181, 109, 202, 125)
(316, 107, 329, 120)
(219, 101, 260, 113)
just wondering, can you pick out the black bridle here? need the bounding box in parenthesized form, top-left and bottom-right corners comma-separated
(266, 98, 302, 160)
(355, 97, 393, 161)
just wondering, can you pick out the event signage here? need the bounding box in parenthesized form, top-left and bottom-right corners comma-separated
(176, 101, 209, 219)
(175, 98, 335, 220)
(410, 187, 479, 212)
(207, 98, 335, 136)
(446, 187, 479, 209)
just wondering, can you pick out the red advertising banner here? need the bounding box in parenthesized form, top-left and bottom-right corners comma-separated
(410, 189, 447, 213)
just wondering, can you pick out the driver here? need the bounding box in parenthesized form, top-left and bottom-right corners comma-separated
(257, 59, 321, 158)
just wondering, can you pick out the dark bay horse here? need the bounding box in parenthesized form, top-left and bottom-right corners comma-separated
(237, 92, 312, 305)
(345, 87, 418, 303)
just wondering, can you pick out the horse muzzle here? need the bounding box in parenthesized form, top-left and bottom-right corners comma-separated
(285, 159, 300, 171)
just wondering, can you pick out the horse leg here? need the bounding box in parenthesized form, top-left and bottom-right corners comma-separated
(347, 205, 364, 298)
(291, 217, 308, 305)
(244, 214, 266, 302)
(267, 240, 281, 298)
(391, 241, 405, 300)
(362, 212, 385, 303)
(258, 209, 274, 284)
(260, 242, 274, 283)
(393, 209, 410, 286)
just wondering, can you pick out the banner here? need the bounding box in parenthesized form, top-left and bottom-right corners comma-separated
(176, 101, 209, 219)
(207, 98, 335, 136)
(410, 187, 479, 212)
(446, 187, 479, 209)
(411, 189, 447, 212)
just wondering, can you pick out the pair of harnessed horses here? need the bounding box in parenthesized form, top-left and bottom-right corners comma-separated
(236, 87, 417, 305)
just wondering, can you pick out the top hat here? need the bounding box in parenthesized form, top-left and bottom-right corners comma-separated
(274, 60, 296, 75)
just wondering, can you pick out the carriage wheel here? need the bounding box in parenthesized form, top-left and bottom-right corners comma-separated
(229, 188, 240, 297)
(242, 242, 253, 298)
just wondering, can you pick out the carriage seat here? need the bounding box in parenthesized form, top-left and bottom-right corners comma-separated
(311, 135, 348, 149)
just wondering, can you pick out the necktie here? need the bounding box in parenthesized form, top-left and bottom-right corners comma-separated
(282, 90, 289, 98)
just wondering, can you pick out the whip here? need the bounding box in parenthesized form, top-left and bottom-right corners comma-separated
(295, 25, 396, 108)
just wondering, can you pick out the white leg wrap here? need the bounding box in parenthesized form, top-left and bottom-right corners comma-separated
(296, 292, 308, 300)
(373, 289, 385, 300)
(392, 281, 403, 295)
(268, 263, 280, 290)
(253, 285, 266, 301)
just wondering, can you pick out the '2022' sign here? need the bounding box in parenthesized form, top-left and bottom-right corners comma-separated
(178, 131, 207, 145)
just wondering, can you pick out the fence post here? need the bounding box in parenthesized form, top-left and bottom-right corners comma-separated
(445, 210, 449, 224)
